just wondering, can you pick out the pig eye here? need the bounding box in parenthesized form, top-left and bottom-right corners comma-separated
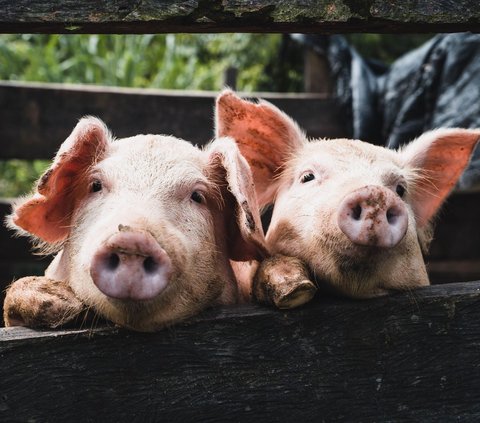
(301, 173, 315, 183)
(91, 179, 103, 193)
(191, 191, 205, 204)
(396, 184, 406, 198)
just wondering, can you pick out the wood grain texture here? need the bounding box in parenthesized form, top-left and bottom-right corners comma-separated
(0, 81, 343, 160)
(0, 0, 479, 33)
(1, 281, 480, 421)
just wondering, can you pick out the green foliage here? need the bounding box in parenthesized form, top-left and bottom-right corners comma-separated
(0, 34, 282, 91)
(0, 160, 49, 198)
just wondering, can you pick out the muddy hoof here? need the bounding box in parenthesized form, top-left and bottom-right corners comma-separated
(253, 254, 317, 309)
(274, 279, 317, 309)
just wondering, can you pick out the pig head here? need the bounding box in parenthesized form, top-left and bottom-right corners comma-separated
(216, 90, 480, 299)
(6, 117, 266, 331)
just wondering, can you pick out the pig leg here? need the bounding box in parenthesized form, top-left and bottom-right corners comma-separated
(3, 276, 90, 328)
(253, 255, 317, 309)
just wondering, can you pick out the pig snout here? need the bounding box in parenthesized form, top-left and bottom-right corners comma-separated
(90, 230, 172, 301)
(337, 185, 408, 248)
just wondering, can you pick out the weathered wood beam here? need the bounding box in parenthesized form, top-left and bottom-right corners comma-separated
(0, 81, 343, 160)
(1, 281, 480, 421)
(0, 1, 479, 33)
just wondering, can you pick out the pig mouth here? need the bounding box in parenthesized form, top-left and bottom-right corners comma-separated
(310, 250, 413, 299)
(337, 243, 389, 261)
(306, 249, 384, 298)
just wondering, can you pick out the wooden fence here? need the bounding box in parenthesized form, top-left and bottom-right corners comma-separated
(1, 2, 480, 421)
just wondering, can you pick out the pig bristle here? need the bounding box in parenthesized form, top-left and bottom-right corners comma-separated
(4, 198, 65, 257)
(32, 239, 65, 256)
(404, 166, 437, 253)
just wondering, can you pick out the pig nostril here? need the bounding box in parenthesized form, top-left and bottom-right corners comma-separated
(351, 204, 362, 221)
(106, 253, 120, 271)
(143, 256, 158, 274)
(386, 208, 397, 224)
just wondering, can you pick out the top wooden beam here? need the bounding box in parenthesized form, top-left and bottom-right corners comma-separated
(1, 1, 480, 34)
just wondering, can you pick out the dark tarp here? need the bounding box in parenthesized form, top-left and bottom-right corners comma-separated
(293, 33, 480, 190)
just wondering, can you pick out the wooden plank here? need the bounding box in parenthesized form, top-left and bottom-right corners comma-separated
(304, 48, 333, 94)
(427, 260, 480, 284)
(0, 200, 49, 302)
(428, 191, 480, 260)
(0, 81, 344, 160)
(0, 1, 480, 33)
(1, 281, 480, 421)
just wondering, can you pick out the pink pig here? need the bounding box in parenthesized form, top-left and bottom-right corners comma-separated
(216, 90, 480, 304)
(4, 116, 267, 331)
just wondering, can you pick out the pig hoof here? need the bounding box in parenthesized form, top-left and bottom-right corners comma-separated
(3, 276, 87, 329)
(253, 254, 316, 309)
(274, 280, 317, 309)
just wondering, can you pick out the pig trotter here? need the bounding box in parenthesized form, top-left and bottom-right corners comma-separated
(4, 276, 89, 328)
(253, 255, 317, 309)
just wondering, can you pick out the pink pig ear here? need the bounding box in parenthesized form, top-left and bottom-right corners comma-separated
(9, 117, 110, 243)
(401, 128, 480, 227)
(215, 89, 306, 207)
(207, 137, 269, 261)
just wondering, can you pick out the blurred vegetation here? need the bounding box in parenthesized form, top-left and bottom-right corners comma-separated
(0, 160, 48, 198)
(0, 33, 431, 197)
(0, 34, 283, 91)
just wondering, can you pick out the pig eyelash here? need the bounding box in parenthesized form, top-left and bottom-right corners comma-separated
(190, 191, 205, 204)
(395, 184, 406, 198)
(300, 172, 315, 183)
(90, 179, 103, 193)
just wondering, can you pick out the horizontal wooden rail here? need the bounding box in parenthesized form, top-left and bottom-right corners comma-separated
(0, 1, 479, 33)
(0, 81, 344, 160)
(1, 281, 480, 421)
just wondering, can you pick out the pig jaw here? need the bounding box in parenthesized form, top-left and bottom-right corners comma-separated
(64, 220, 229, 331)
(267, 215, 429, 299)
(308, 228, 430, 298)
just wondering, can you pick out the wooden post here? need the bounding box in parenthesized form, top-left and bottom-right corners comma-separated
(304, 48, 333, 94)
(223, 66, 238, 90)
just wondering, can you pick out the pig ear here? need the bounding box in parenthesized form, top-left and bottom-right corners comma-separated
(215, 89, 306, 207)
(207, 137, 269, 261)
(401, 128, 480, 227)
(9, 117, 110, 243)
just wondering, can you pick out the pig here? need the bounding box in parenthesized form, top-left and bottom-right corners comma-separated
(216, 90, 480, 304)
(3, 116, 268, 331)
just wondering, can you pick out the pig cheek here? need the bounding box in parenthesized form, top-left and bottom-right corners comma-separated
(143, 222, 225, 330)
(377, 211, 429, 292)
(266, 188, 315, 254)
(323, 211, 428, 297)
(63, 204, 108, 307)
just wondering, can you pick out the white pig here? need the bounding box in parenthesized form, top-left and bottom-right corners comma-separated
(216, 90, 480, 303)
(4, 116, 267, 331)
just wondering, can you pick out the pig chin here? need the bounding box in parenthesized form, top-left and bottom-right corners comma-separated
(69, 224, 222, 331)
(308, 232, 425, 299)
(309, 250, 384, 299)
